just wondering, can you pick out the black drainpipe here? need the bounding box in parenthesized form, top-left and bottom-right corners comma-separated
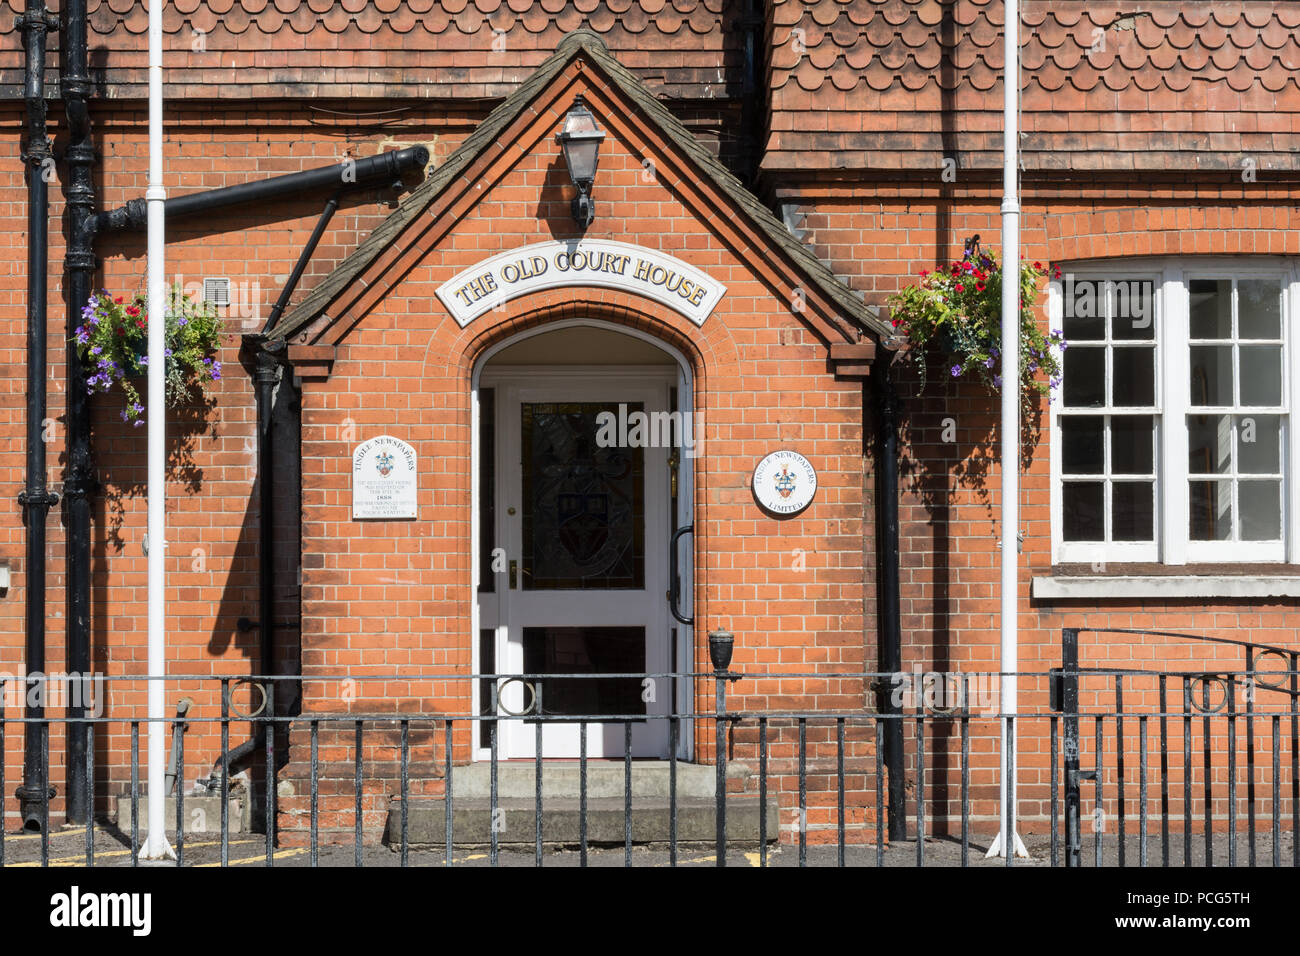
(874, 353, 905, 840)
(96, 146, 428, 234)
(61, 0, 95, 828)
(16, 0, 59, 831)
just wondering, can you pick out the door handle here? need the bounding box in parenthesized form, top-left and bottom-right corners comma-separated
(509, 560, 517, 589)
(669, 525, 693, 626)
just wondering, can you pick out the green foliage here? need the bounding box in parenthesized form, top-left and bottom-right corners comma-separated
(74, 285, 224, 426)
(887, 249, 1064, 406)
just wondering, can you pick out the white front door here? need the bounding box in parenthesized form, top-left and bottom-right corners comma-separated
(480, 369, 674, 758)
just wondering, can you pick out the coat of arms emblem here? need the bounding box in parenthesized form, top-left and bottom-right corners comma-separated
(375, 451, 395, 476)
(773, 463, 797, 499)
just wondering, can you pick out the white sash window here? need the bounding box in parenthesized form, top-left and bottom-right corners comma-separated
(1050, 260, 1300, 565)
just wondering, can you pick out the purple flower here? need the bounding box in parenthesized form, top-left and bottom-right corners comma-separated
(139, 355, 148, 366)
(133, 419, 144, 428)
(210, 361, 222, 380)
(177, 317, 188, 327)
(90, 345, 101, 356)
(984, 357, 995, 369)
(950, 365, 961, 377)
(75, 326, 90, 344)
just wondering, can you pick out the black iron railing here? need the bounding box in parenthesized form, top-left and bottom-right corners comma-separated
(0, 638, 1296, 867)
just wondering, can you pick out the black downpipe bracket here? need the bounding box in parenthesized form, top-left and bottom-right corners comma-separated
(16, 0, 59, 831)
(874, 355, 905, 840)
(61, 0, 95, 828)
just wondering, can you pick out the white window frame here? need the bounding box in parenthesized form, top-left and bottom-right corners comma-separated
(1049, 257, 1300, 566)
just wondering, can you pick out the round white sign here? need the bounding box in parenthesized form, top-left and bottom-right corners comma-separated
(752, 450, 817, 516)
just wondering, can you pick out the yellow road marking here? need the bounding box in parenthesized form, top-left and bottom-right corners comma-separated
(4, 839, 258, 867)
(197, 847, 309, 867)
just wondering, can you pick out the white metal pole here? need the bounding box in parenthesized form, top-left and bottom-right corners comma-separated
(987, 0, 1027, 860)
(142, 0, 173, 860)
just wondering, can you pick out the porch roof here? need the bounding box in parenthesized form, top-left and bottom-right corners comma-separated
(266, 28, 892, 347)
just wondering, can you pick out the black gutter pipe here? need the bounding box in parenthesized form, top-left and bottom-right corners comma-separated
(874, 353, 905, 840)
(96, 145, 429, 234)
(16, 0, 59, 832)
(61, 0, 95, 828)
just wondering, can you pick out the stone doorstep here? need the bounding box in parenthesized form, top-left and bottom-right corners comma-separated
(111, 792, 250, 835)
(448, 761, 733, 799)
(384, 796, 780, 847)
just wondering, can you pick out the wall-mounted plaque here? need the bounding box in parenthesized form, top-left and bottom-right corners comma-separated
(752, 450, 817, 516)
(352, 435, 418, 519)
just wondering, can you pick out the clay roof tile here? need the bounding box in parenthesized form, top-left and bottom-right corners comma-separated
(862, 56, 893, 90)
(843, 41, 872, 69)
(388, 7, 420, 32)
(1084, 45, 1115, 71)
(554, 6, 585, 32)
(792, 56, 827, 91)
(519, 4, 548, 31)
(966, 57, 997, 91)
(915, 0, 942, 28)
(1068, 64, 1101, 92)
(587, 5, 616, 32)
(1035, 59, 1066, 92)
(829, 59, 860, 90)
(1161, 60, 1193, 92)
(1260, 59, 1290, 92)
(1226, 61, 1258, 92)
(830, 14, 858, 47)
(1198, 19, 1229, 50)
(808, 41, 841, 70)
(810, 0, 841, 28)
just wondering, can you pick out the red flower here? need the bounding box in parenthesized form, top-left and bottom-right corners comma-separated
(114, 296, 123, 304)
(126, 306, 139, 317)
(116, 327, 125, 336)
(136, 320, 145, 329)
(955, 283, 965, 293)
(1033, 261, 1043, 270)
(891, 318, 901, 327)
(919, 269, 929, 278)
(975, 281, 986, 292)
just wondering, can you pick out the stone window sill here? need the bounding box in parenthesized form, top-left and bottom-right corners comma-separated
(1033, 566, 1300, 600)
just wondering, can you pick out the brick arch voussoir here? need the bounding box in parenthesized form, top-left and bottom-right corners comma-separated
(1046, 207, 1300, 262)
(430, 286, 737, 389)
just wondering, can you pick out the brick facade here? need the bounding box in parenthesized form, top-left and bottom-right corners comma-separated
(1, 3, 1297, 846)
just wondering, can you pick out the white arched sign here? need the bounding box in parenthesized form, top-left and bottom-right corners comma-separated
(436, 239, 726, 327)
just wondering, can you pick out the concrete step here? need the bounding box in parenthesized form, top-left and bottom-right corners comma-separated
(112, 792, 249, 835)
(449, 761, 723, 799)
(384, 795, 778, 846)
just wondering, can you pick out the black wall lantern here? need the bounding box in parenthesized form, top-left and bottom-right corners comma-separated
(556, 96, 605, 229)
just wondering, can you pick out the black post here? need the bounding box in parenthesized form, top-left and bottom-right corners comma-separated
(61, 0, 95, 827)
(874, 354, 905, 840)
(1061, 627, 1081, 867)
(16, 0, 59, 831)
(709, 629, 734, 867)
